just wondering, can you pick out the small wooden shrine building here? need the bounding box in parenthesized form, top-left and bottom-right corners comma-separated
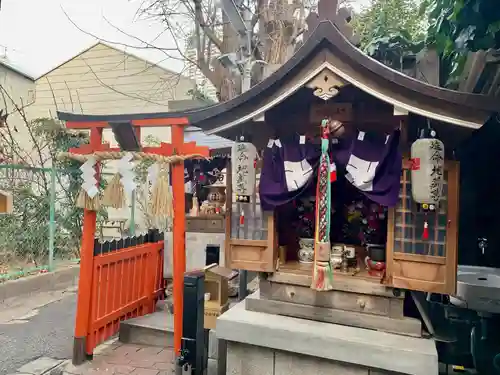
(57, 4, 500, 375)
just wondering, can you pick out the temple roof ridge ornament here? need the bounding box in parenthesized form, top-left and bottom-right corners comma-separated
(304, 0, 360, 46)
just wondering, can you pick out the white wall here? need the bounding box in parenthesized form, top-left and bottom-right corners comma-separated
(0, 64, 36, 161)
(27, 43, 195, 145)
(30, 43, 193, 114)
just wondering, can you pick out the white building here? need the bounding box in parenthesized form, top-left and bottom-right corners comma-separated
(0, 59, 35, 163)
(27, 42, 197, 145)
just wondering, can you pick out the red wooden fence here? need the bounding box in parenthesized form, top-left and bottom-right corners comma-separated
(78, 233, 164, 356)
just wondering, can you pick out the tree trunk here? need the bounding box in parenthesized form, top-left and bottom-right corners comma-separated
(218, 12, 241, 101)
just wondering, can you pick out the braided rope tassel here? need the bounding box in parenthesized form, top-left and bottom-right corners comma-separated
(312, 119, 333, 291)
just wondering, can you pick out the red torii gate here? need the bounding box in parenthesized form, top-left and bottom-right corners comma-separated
(66, 117, 209, 362)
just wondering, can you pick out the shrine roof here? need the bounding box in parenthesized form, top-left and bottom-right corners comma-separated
(58, 20, 500, 133)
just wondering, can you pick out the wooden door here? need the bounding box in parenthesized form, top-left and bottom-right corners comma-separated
(386, 161, 459, 294)
(224, 161, 278, 272)
(227, 212, 278, 272)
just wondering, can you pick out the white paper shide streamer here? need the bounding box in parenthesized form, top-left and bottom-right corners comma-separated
(117, 152, 136, 195)
(80, 157, 98, 198)
(147, 163, 160, 190)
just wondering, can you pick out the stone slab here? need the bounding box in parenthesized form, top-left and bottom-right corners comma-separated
(226, 341, 402, 375)
(274, 350, 368, 375)
(119, 310, 219, 358)
(17, 357, 63, 375)
(216, 295, 438, 375)
(121, 309, 174, 332)
(119, 310, 174, 347)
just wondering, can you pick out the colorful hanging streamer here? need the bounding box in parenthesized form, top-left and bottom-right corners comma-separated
(311, 119, 334, 291)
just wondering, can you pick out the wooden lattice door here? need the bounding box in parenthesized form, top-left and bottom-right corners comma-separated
(386, 161, 459, 294)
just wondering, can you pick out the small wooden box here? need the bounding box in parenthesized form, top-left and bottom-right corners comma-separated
(204, 301, 229, 330)
(0, 190, 13, 214)
(203, 264, 233, 329)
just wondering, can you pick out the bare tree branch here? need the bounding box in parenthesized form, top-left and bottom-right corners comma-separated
(135, 0, 321, 100)
(61, 6, 179, 54)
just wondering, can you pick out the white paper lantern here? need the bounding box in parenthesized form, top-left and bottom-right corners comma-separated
(231, 141, 257, 199)
(410, 137, 445, 205)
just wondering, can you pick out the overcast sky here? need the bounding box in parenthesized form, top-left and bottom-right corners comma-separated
(0, 0, 369, 78)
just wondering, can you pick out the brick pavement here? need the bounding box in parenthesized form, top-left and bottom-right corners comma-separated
(63, 340, 174, 375)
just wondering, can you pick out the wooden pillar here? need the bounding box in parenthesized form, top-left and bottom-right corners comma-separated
(171, 124, 186, 355)
(72, 127, 102, 365)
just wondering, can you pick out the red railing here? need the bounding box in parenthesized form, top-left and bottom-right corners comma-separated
(83, 236, 164, 355)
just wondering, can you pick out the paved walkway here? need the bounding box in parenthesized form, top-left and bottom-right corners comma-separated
(0, 286, 77, 374)
(64, 341, 174, 375)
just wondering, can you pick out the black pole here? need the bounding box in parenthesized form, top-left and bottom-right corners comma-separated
(238, 270, 248, 301)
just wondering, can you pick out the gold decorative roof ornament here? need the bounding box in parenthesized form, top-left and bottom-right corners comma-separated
(306, 68, 347, 101)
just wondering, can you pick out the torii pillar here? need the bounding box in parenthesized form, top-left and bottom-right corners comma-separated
(70, 126, 116, 362)
(140, 120, 210, 355)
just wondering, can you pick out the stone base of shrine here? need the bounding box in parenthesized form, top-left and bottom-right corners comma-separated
(216, 296, 439, 375)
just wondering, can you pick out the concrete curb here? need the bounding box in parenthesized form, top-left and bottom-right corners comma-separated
(0, 265, 80, 301)
(13, 357, 69, 375)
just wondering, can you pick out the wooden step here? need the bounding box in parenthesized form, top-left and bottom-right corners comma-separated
(246, 289, 422, 337)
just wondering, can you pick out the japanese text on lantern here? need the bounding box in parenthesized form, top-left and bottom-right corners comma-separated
(236, 144, 249, 193)
(429, 140, 444, 203)
(231, 141, 257, 197)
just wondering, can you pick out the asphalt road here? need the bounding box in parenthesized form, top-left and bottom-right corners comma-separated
(0, 290, 76, 375)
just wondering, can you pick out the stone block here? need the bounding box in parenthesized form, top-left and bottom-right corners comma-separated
(119, 311, 174, 348)
(217, 299, 438, 375)
(275, 350, 368, 375)
(164, 232, 226, 277)
(209, 329, 218, 359)
(207, 358, 218, 375)
(227, 342, 273, 375)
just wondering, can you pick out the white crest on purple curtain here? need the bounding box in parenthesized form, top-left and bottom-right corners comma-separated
(284, 159, 313, 191)
(345, 154, 379, 192)
(339, 130, 402, 207)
